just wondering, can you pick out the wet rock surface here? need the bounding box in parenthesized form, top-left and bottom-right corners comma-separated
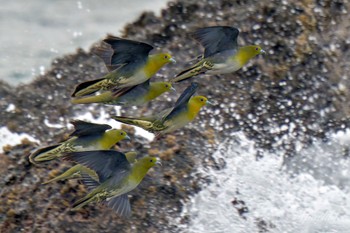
(1, 0, 349, 232)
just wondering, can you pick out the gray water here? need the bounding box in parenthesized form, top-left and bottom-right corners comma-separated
(0, 0, 168, 85)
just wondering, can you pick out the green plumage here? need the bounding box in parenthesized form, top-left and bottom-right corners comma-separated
(29, 120, 129, 164)
(112, 82, 209, 136)
(43, 152, 138, 184)
(72, 36, 175, 97)
(71, 80, 174, 106)
(64, 150, 159, 217)
(172, 26, 265, 82)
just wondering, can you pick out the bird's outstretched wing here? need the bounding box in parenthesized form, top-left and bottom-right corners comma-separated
(64, 150, 131, 183)
(69, 120, 111, 137)
(93, 46, 125, 72)
(103, 35, 154, 72)
(163, 82, 198, 121)
(106, 194, 131, 217)
(192, 26, 239, 58)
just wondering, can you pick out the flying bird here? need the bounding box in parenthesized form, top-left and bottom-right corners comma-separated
(71, 80, 175, 106)
(72, 36, 175, 97)
(43, 151, 138, 184)
(65, 150, 160, 217)
(29, 120, 129, 164)
(112, 82, 209, 136)
(172, 26, 265, 82)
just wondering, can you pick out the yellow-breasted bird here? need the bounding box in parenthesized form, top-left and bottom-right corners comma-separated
(64, 150, 160, 217)
(43, 151, 138, 184)
(112, 82, 209, 136)
(72, 35, 176, 97)
(29, 120, 129, 164)
(171, 26, 265, 82)
(71, 80, 175, 106)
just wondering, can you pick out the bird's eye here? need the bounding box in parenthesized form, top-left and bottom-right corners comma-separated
(120, 132, 124, 135)
(164, 55, 168, 59)
(165, 84, 169, 88)
(255, 47, 259, 51)
(150, 159, 153, 162)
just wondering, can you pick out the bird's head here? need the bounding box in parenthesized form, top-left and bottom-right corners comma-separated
(235, 45, 265, 66)
(153, 53, 176, 65)
(246, 45, 265, 56)
(151, 82, 175, 94)
(107, 129, 130, 142)
(145, 53, 176, 77)
(190, 95, 209, 108)
(138, 156, 160, 169)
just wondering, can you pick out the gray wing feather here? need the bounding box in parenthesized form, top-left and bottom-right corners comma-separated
(110, 79, 150, 98)
(69, 120, 111, 137)
(80, 173, 100, 190)
(107, 194, 131, 217)
(192, 26, 239, 58)
(93, 46, 125, 71)
(64, 150, 131, 183)
(163, 82, 198, 122)
(103, 35, 153, 76)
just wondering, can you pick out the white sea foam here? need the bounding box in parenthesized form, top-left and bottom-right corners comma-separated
(44, 118, 64, 128)
(0, 127, 40, 153)
(5, 103, 16, 113)
(180, 132, 350, 233)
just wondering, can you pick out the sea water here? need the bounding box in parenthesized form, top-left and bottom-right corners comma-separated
(0, 0, 168, 85)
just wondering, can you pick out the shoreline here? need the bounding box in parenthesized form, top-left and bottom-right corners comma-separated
(1, 0, 350, 232)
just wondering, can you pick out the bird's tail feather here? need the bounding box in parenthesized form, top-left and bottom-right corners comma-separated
(42, 165, 83, 184)
(112, 116, 153, 131)
(72, 193, 96, 210)
(71, 78, 106, 97)
(29, 144, 62, 164)
(172, 61, 206, 83)
(71, 91, 113, 104)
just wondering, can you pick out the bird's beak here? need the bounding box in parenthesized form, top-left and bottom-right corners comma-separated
(260, 49, 266, 54)
(170, 86, 176, 92)
(156, 160, 162, 166)
(125, 135, 131, 140)
(169, 58, 176, 63)
(206, 100, 214, 105)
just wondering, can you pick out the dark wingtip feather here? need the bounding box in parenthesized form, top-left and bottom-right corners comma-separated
(69, 120, 111, 137)
(103, 34, 123, 44)
(191, 26, 239, 58)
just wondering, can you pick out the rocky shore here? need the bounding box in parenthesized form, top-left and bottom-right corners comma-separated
(1, 0, 349, 232)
